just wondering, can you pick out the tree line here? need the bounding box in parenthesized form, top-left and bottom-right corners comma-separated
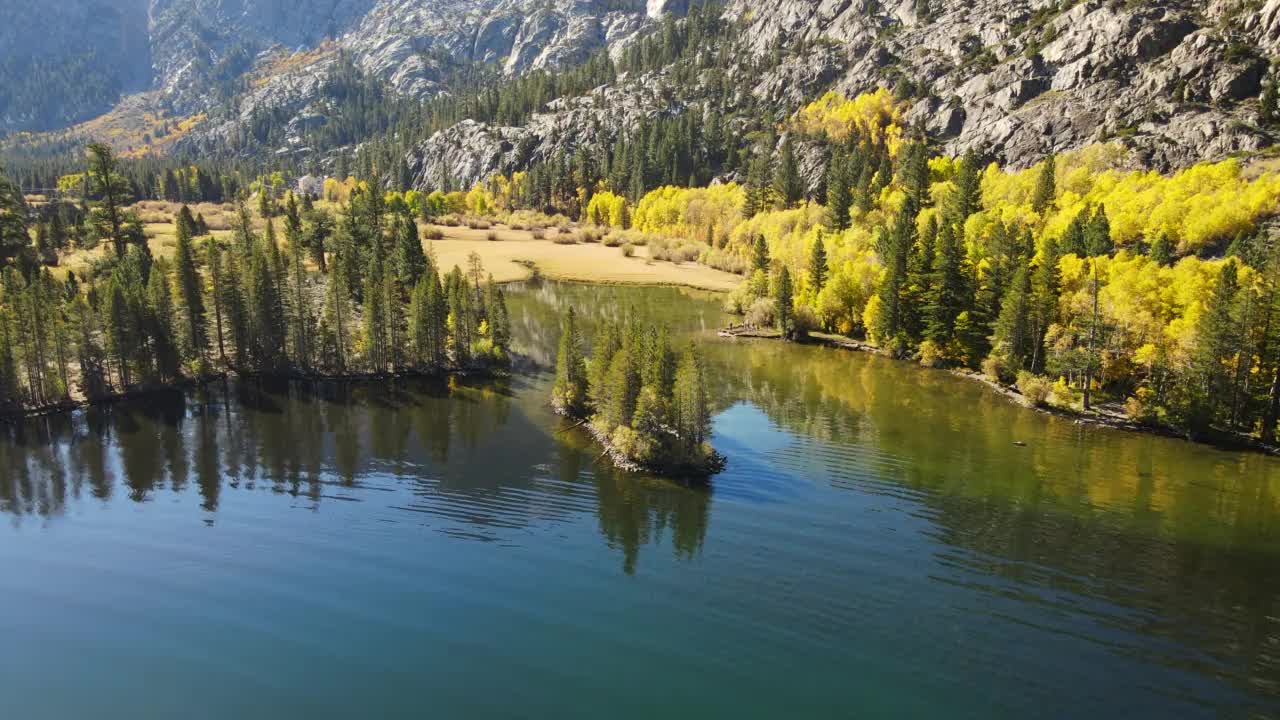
(0, 145, 511, 412)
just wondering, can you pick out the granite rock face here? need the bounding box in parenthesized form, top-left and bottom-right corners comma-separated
(9, 0, 1279, 177)
(719, 0, 1277, 169)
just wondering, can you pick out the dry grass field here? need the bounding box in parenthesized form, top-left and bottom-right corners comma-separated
(53, 202, 743, 292)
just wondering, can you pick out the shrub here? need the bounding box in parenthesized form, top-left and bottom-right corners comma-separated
(424, 227, 444, 240)
(1051, 377, 1075, 408)
(745, 297, 777, 328)
(918, 340, 946, 368)
(621, 243, 635, 257)
(552, 234, 579, 245)
(579, 227, 603, 243)
(793, 304, 819, 337)
(981, 354, 1005, 382)
(531, 228, 547, 240)
(603, 232, 624, 247)
(1016, 371, 1052, 407)
(486, 231, 499, 241)
(1124, 387, 1160, 425)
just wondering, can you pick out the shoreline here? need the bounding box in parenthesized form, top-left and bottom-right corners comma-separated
(0, 364, 506, 421)
(552, 403, 723, 480)
(717, 325, 1280, 457)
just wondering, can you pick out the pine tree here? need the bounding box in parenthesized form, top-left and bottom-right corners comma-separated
(247, 246, 287, 371)
(287, 220, 312, 370)
(102, 275, 137, 388)
(447, 267, 472, 367)
(321, 255, 351, 373)
(394, 213, 427, 288)
(949, 149, 981, 223)
(0, 164, 29, 267)
(991, 265, 1033, 373)
(86, 144, 132, 258)
(924, 221, 966, 347)
(487, 283, 511, 357)
(362, 262, 390, 372)
(173, 214, 207, 368)
(73, 296, 109, 399)
(744, 149, 774, 216)
(1031, 153, 1056, 215)
(752, 233, 770, 273)
(146, 259, 180, 382)
(774, 135, 803, 208)
(1185, 260, 1242, 432)
(552, 306, 589, 415)
(1060, 210, 1088, 256)
(1085, 205, 1112, 256)
(775, 266, 796, 340)
(825, 153, 852, 231)
(672, 343, 711, 462)
(809, 235, 829, 291)
(1150, 232, 1174, 266)
(1029, 236, 1062, 373)
(221, 248, 248, 368)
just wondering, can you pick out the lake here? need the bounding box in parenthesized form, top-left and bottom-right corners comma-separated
(1, 280, 1278, 719)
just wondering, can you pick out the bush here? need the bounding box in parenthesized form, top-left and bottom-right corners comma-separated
(745, 297, 777, 328)
(552, 234, 579, 245)
(981, 354, 1006, 382)
(1051, 377, 1075, 408)
(424, 227, 444, 240)
(531, 229, 546, 240)
(621, 243, 635, 257)
(486, 230, 499, 241)
(602, 232, 624, 247)
(918, 340, 945, 368)
(1016, 371, 1053, 407)
(578, 226, 604, 243)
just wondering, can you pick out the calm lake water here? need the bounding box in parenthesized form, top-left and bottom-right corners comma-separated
(1, 280, 1278, 719)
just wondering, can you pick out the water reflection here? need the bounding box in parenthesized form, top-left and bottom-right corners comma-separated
(0, 375, 711, 575)
(2, 280, 1279, 714)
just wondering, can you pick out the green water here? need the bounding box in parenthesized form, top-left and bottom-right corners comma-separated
(1, 280, 1278, 719)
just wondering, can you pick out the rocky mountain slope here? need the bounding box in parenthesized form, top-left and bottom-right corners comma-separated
(398, 0, 1280, 191)
(5, 0, 1280, 181)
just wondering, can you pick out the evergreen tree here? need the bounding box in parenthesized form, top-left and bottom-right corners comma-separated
(923, 221, 966, 347)
(86, 144, 133, 258)
(393, 213, 427, 287)
(1185, 260, 1242, 432)
(1031, 153, 1056, 215)
(552, 307, 589, 415)
(1060, 210, 1088, 256)
(146, 259, 180, 382)
(744, 149, 774, 216)
(362, 262, 390, 372)
(752, 233, 770, 273)
(949, 149, 981, 223)
(287, 220, 312, 370)
(990, 265, 1033, 373)
(0, 165, 29, 267)
(321, 255, 351, 373)
(825, 153, 852, 231)
(1150, 232, 1174, 266)
(1085, 205, 1112, 256)
(774, 266, 795, 340)
(809, 235, 829, 291)
(220, 249, 249, 366)
(173, 213, 207, 368)
(672, 343, 711, 461)
(774, 135, 803, 208)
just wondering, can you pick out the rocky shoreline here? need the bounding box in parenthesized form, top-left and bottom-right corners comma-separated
(552, 403, 725, 479)
(717, 325, 1280, 457)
